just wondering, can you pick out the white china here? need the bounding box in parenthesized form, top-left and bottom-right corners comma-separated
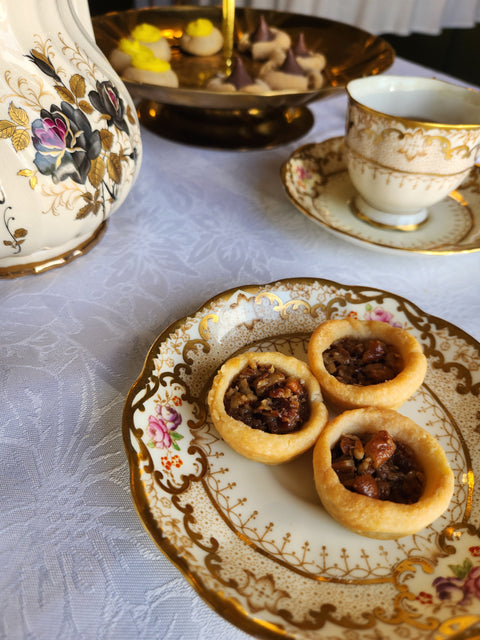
(344, 75, 480, 230)
(0, 0, 142, 277)
(282, 137, 480, 255)
(123, 278, 480, 639)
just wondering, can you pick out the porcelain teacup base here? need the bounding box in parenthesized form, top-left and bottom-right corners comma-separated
(352, 195, 429, 231)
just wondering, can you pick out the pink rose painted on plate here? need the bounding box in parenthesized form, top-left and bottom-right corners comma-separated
(147, 404, 183, 451)
(364, 304, 403, 327)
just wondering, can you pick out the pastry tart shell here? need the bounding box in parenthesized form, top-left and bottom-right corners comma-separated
(208, 351, 328, 465)
(308, 318, 428, 410)
(313, 407, 454, 539)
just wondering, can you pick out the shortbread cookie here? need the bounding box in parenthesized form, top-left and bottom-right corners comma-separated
(208, 351, 328, 464)
(291, 32, 326, 73)
(313, 407, 454, 539)
(130, 23, 171, 60)
(237, 14, 291, 61)
(260, 48, 323, 91)
(180, 18, 224, 56)
(207, 56, 269, 93)
(308, 318, 427, 410)
(110, 24, 171, 74)
(110, 38, 153, 74)
(122, 56, 179, 87)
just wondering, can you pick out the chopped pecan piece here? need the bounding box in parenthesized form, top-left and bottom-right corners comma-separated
(332, 457, 356, 474)
(364, 430, 396, 468)
(224, 362, 310, 434)
(352, 473, 379, 499)
(357, 457, 375, 475)
(332, 457, 356, 488)
(253, 368, 286, 395)
(339, 433, 365, 460)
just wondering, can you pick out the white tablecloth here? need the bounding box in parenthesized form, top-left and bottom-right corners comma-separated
(1, 57, 479, 640)
(138, 0, 480, 34)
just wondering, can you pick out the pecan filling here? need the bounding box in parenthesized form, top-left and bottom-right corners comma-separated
(224, 363, 310, 434)
(323, 337, 403, 385)
(331, 430, 425, 504)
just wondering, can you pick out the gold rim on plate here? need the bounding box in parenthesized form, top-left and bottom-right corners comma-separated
(122, 277, 480, 640)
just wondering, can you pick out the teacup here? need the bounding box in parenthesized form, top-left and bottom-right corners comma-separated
(344, 75, 480, 230)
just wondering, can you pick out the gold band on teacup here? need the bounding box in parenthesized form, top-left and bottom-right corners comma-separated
(346, 92, 480, 131)
(344, 141, 473, 178)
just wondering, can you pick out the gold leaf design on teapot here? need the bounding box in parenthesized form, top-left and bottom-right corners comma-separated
(0, 103, 31, 152)
(0, 34, 139, 228)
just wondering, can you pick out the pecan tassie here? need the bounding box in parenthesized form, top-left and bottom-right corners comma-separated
(208, 351, 328, 464)
(313, 407, 454, 539)
(308, 318, 427, 410)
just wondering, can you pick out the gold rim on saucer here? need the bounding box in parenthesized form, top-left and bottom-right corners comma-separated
(281, 137, 480, 254)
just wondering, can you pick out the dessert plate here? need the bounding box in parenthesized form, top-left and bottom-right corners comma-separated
(123, 278, 480, 639)
(282, 137, 480, 254)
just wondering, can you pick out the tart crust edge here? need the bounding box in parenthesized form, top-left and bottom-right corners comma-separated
(208, 351, 328, 464)
(308, 318, 428, 410)
(312, 406, 455, 539)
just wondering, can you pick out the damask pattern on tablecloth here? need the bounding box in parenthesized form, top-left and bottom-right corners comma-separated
(1, 58, 480, 640)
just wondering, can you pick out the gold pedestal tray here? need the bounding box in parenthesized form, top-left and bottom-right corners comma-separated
(137, 100, 314, 149)
(93, 7, 394, 150)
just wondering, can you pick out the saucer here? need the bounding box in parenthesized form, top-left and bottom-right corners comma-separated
(281, 137, 480, 255)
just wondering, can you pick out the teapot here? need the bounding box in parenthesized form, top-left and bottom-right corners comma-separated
(0, 0, 142, 277)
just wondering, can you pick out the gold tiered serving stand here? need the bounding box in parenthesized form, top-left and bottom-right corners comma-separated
(93, 5, 394, 149)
